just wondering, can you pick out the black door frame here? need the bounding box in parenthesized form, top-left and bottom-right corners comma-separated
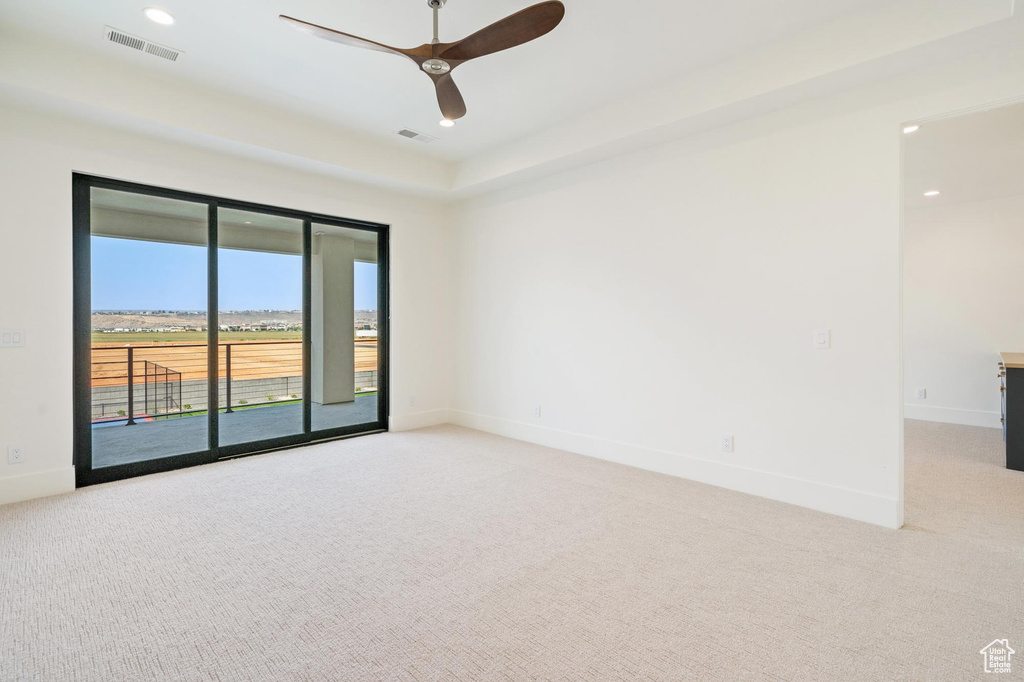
(72, 173, 390, 487)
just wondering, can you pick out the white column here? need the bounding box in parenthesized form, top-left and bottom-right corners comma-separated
(311, 234, 355, 404)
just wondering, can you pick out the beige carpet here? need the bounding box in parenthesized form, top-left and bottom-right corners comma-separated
(1, 420, 1022, 681)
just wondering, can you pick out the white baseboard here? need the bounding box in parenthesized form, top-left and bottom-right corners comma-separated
(449, 409, 900, 529)
(903, 404, 1001, 429)
(0, 466, 76, 506)
(390, 409, 450, 432)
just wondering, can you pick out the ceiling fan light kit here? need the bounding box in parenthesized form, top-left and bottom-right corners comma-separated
(281, 0, 566, 122)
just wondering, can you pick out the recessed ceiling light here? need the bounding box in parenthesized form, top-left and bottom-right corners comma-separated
(903, 125, 920, 134)
(143, 7, 175, 25)
(923, 190, 941, 197)
(244, 221, 252, 224)
(439, 119, 455, 128)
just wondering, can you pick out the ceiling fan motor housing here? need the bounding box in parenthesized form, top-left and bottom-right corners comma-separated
(422, 59, 452, 75)
(427, 0, 447, 8)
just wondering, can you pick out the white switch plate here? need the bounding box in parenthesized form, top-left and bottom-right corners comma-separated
(720, 434, 734, 453)
(916, 388, 927, 399)
(408, 396, 416, 408)
(533, 404, 542, 418)
(813, 329, 831, 350)
(8, 446, 25, 464)
(0, 330, 25, 348)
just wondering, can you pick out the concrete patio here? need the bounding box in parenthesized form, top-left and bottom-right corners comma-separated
(92, 394, 379, 468)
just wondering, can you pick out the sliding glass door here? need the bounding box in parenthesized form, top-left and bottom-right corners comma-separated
(87, 188, 211, 469)
(73, 175, 389, 487)
(217, 208, 305, 449)
(311, 223, 382, 433)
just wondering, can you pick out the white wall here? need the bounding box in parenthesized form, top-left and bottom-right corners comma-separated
(0, 101, 451, 505)
(449, 40, 1024, 529)
(4, 27, 1024, 530)
(904, 194, 1024, 428)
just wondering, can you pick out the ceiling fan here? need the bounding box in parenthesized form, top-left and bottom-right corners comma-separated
(280, 0, 566, 123)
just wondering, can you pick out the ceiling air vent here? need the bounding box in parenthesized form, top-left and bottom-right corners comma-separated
(105, 26, 183, 62)
(395, 128, 437, 143)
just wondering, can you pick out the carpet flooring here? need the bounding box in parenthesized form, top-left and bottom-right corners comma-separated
(1, 419, 1022, 680)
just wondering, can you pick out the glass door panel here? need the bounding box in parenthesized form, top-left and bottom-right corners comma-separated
(217, 208, 305, 447)
(75, 175, 388, 487)
(89, 187, 209, 467)
(310, 224, 380, 433)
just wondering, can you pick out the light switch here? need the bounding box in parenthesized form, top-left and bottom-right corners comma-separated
(813, 329, 831, 350)
(0, 330, 25, 348)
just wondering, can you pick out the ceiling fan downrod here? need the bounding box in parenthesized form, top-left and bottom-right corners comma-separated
(428, 0, 447, 45)
(422, 0, 451, 74)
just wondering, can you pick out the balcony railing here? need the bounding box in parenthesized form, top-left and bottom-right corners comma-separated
(91, 340, 377, 424)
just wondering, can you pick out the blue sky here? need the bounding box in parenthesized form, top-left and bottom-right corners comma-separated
(91, 237, 378, 310)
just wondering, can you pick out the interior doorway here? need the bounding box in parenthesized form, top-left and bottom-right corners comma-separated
(900, 102, 1024, 543)
(73, 175, 389, 486)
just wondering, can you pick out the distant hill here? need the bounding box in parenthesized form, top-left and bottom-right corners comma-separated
(92, 310, 376, 331)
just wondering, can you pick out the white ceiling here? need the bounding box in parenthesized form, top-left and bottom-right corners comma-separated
(904, 102, 1024, 210)
(92, 187, 206, 220)
(0, 0, 889, 162)
(92, 187, 377, 242)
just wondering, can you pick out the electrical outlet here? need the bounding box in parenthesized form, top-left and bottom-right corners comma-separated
(408, 396, 416, 408)
(8, 446, 25, 464)
(813, 329, 831, 350)
(533, 404, 542, 418)
(720, 434, 734, 453)
(916, 388, 927, 399)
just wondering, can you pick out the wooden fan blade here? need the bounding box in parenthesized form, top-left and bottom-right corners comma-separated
(280, 15, 414, 59)
(440, 1, 565, 62)
(433, 73, 467, 120)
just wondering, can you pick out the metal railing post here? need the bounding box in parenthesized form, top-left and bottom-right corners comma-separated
(126, 347, 136, 426)
(224, 343, 233, 413)
(95, 339, 313, 426)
